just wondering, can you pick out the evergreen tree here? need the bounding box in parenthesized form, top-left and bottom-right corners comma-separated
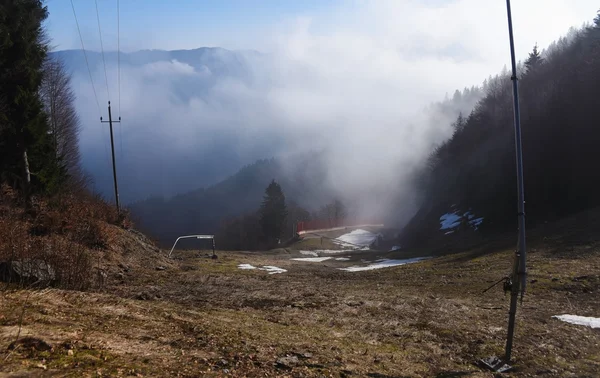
(525, 44, 544, 72)
(259, 180, 288, 243)
(0, 0, 62, 198)
(594, 9, 600, 28)
(332, 199, 347, 225)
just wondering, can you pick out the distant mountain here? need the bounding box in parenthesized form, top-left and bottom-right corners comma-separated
(52, 47, 273, 203)
(52, 47, 263, 82)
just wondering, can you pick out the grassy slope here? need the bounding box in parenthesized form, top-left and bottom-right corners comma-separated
(1, 216, 600, 377)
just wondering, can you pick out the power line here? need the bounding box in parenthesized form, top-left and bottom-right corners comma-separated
(95, 0, 110, 101)
(71, 0, 111, 167)
(70, 0, 100, 116)
(117, 0, 123, 159)
(117, 0, 121, 116)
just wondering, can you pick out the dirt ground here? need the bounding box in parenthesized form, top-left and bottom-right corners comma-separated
(1, 227, 599, 377)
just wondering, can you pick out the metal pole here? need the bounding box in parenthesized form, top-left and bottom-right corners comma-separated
(504, 0, 527, 362)
(101, 101, 121, 213)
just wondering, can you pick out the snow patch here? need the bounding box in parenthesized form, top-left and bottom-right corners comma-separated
(469, 217, 484, 230)
(335, 257, 350, 261)
(440, 209, 484, 231)
(445, 230, 454, 235)
(300, 249, 354, 255)
(389, 246, 402, 252)
(291, 257, 332, 262)
(261, 266, 287, 274)
(334, 229, 381, 249)
(339, 257, 430, 272)
(553, 314, 600, 328)
(238, 264, 287, 274)
(440, 212, 462, 230)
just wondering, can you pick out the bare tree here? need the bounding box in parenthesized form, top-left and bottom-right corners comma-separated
(40, 56, 84, 189)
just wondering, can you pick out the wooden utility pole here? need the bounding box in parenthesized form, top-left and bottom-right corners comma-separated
(101, 101, 121, 212)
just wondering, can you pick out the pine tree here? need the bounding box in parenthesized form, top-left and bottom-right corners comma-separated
(525, 44, 544, 72)
(259, 180, 288, 243)
(0, 0, 62, 197)
(594, 9, 600, 28)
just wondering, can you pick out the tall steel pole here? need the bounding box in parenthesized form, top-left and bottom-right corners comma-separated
(101, 101, 121, 213)
(504, 0, 527, 362)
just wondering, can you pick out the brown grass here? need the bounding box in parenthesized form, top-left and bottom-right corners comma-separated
(1, 196, 599, 376)
(0, 184, 133, 290)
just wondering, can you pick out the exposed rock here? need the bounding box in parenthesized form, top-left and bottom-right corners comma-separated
(276, 355, 299, 368)
(135, 292, 153, 301)
(0, 259, 55, 285)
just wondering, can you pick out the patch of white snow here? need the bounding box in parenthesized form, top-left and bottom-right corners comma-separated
(389, 246, 402, 252)
(299, 251, 319, 256)
(440, 212, 462, 230)
(552, 314, 600, 328)
(291, 257, 332, 262)
(260, 266, 287, 274)
(334, 229, 380, 248)
(469, 217, 484, 229)
(339, 257, 430, 272)
(238, 264, 287, 274)
(335, 257, 350, 261)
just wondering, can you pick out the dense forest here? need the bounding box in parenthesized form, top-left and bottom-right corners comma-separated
(0, 0, 81, 196)
(402, 12, 600, 246)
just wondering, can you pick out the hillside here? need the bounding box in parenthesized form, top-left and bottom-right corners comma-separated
(129, 154, 334, 247)
(401, 22, 600, 248)
(2, 207, 599, 377)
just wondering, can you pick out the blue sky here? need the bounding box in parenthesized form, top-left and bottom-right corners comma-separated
(46, 0, 342, 51)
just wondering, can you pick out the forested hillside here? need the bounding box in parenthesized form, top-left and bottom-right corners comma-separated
(402, 15, 600, 246)
(129, 154, 334, 246)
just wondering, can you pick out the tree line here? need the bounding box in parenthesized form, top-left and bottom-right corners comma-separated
(0, 0, 82, 202)
(215, 179, 348, 250)
(404, 10, 600, 245)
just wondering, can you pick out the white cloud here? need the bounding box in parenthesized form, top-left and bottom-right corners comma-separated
(72, 0, 598, 222)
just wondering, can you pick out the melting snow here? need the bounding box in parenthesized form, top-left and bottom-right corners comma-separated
(300, 249, 354, 255)
(389, 246, 402, 252)
(339, 257, 430, 272)
(261, 266, 287, 274)
(440, 212, 462, 230)
(291, 257, 332, 262)
(335, 257, 350, 261)
(553, 315, 600, 328)
(334, 229, 381, 249)
(470, 217, 484, 230)
(440, 210, 484, 231)
(237, 264, 287, 274)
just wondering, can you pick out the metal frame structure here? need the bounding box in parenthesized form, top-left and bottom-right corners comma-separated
(168, 235, 216, 258)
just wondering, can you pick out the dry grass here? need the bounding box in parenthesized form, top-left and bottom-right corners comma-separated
(1, 198, 599, 376)
(0, 232, 599, 377)
(0, 185, 134, 290)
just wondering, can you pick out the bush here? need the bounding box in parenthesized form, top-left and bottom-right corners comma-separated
(0, 184, 130, 290)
